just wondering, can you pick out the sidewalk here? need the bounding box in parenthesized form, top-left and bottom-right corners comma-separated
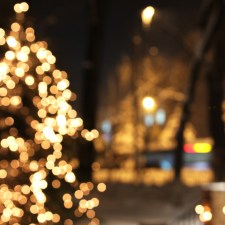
(77, 182, 202, 225)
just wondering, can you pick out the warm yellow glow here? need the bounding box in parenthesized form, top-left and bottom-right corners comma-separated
(17, 51, 28, 62)
(97, 183, 106, 192)
(42, 62, 51, 71)
(10, 96, 21, 106)
(29, 161, 39, 171)
(0, 2, 102, 224)
(141, 6, 155, 28)
(6, 80, 16, 89)
(38, 82, 47, 95)
(0, 169, 7, 178)
(0, 62, 9, 80)
(14, 2, 29, 13)
(195, 204, 204, 214)
(11, 23, 20, 32)
(26, 27, 35, 35)
(37, 48, 47, 59)
(199, 211, 212, 222)
(142, 96, 155, 111)
(0, 37, 6, 45)
(0, 28, 5, 37)
(193, 143, 212, 153)
(56, 114, 67, 127)
(47, 55, 56, 64)
(5, 51, 16, 60)
(25, 75, 35, 86)
(6, 36, 17, 48)
(21, 46, 30, 54)
(21, 2, 29, 12)
(52, 214, 60, 223)
(57, 79, 69, 91)
(65, 172, 76, 183)
(0, 87, 7, 96)
(15, 67, 25, 77)
(91, 129, 99, 138)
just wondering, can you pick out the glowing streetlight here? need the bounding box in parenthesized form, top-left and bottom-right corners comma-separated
(141, 6, 155, 29)
(142, 96, 156, 111)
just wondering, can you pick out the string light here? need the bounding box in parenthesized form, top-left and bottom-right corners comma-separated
(0, 2, 104, 224)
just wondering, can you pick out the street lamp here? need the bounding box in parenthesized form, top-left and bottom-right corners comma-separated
(142, 96, 156, 152)
(142, 96, 156, 128)
(141, 6, 155, 30)
(142, 96, 156, 111)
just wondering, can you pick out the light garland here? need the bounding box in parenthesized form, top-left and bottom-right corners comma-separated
(0, 2, 103, 225)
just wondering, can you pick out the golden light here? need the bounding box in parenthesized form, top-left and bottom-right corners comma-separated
(25, 75, 35, 86)
(37, 214, 47, 223)
(0, 38, 6, 45)
(91, 129, 99, 139)
(57, 79, 69, 91)
(29, 161, 39, 171)
(15, 67, 25, 77)
(16, 51, 28, 62)
(37, 48, 47, 59)
(47, 55, 56, 64)
(6, 80, 16, 89)
(38, 82, 47, 95)
(65, 172, 76, 183)
(97, 183, 106, 192)
(2, 97, 10, 106)
(14, 2, 29, 13)
(10, 96, 21, 106)
(5, 51, 16, 60)
(0, 169, 7, 178)
(6, 36, 17, 48)
(52, 214, 60, 223)
(142, 96, 156, 111)
(0, 28, 5, 37)
(74, 190, 83, 199)
(193, 143, 212, 153)
(53, 69, 62, 79)
(56, 114, 67, 127)
(0, 87, 7, 96)
(42, 62, 51, 71)
(20, 2, 29, 12)
(71, 118, 83, 127)
(11, 22, 20, 32)
(195, 204, 204, 214)
(199, 211, 212, 222)
(0, 62, 9, 80)
(141, 6, 155, 29)
(0, 2, 103, 224)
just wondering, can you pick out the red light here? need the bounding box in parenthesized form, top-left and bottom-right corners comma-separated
(183, 143, 195, 153)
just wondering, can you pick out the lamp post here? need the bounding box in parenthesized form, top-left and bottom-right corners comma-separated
(141, 6, 155, 30)
(142, 96, 156, 151)
(131, 6, 155, 181)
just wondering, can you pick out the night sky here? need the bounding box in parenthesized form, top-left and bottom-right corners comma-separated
(0, 0, 202, 112)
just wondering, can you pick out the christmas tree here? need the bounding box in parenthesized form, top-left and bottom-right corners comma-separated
(0, 2, 104, 225)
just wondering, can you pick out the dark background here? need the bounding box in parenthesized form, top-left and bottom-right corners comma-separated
(0, 0, 202, 114)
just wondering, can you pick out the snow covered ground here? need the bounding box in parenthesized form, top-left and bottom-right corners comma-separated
(77, 181, 202, 225)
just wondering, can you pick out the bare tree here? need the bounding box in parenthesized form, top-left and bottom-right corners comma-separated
(174, 0, 225, 180)
(77, 0, 106, 181)
(206, 0, 225, 181)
